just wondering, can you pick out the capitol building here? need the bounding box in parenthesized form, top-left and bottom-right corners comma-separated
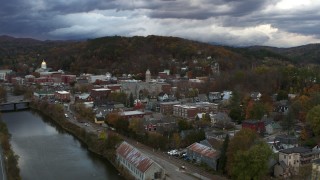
(35, 60, 52, 73)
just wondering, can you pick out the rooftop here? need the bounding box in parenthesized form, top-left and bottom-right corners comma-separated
(280, 146, 311, 154)
(116, 141, 156, 173)
(187, 142, 219, 158)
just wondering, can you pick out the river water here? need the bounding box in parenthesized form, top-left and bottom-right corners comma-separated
(1, 110, 124, 180)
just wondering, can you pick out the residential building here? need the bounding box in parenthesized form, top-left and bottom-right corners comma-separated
(242, 120, 265, 134)
(186, 142, 220, 170)
(312, 159, 320, 180)
(0, 69, 12, 81)
(250, 92, 262, 101)
(116, 141, 165, 180)
(275, 147, 320, 176)
(208, 92, 222, 102)
(274, 135, 298, 150)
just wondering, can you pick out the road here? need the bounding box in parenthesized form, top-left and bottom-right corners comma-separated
(64, 105, 227, 180)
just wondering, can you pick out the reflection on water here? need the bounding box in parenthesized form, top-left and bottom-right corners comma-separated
(2, 111, 124, 180)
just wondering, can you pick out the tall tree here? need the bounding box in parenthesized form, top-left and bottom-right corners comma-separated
(231, 141, 273, 180)
(306, 105, 320, 136)
(218, 134, 229, 174)
(129, 93, 134, 107)
(226, 128, 257, 176)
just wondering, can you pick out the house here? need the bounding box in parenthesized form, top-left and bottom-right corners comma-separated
(274, 135, 298, 150)
(274, 160, 292, 178)
(0, 69, 12, 81)
(275, 147, 320, 176)
(186, 142, 220, 170)
(208, 92, 222, 102)
(197, 94, 209, 102)
(242, 120, 265, 134)
(312, 159, 320, 180)
(116, 141, 165, 180)
(265, 121, 281, 135)
(210, 112, 231, 125)
(250, 92, 262, 101)
(158, 92, 169, 101)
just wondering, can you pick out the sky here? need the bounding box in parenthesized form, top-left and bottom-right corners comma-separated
(1, 0, 320, 47)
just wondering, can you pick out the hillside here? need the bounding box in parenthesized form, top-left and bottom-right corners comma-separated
(0, 35, 318, 76)
(245, 44, 320, 64)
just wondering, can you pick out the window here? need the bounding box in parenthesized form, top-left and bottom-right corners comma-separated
(284, 155, 286, 159)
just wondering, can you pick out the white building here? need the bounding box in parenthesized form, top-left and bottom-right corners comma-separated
(116, 141, 165, 180)
(0, 69, 12, 81)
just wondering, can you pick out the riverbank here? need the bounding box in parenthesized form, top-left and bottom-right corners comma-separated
(0, 119, 20, 180)
(29, 100, 133, 179)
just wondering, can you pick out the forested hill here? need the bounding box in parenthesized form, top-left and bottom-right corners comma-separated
(0, 35, 318, 76)
(244, 44, 320, 64)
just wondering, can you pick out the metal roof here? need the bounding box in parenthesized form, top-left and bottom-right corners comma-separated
(187, 142, 219, 158)
(116, 141, 154, 173)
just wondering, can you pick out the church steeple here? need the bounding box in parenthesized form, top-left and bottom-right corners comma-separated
(145, 69, 151, 82)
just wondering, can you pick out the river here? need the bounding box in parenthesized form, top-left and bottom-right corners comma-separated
(1, 110, 124, 180)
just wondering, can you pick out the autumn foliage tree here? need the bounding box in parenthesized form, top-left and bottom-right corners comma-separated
(226, 128, 257, 175)
(306, 105, 320, 136)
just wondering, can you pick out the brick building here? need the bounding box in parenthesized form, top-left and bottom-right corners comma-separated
(159, 101, 180, 114)
(242, 120, 265, 134)
(173, 105, 198, 119)
(54, 91, 71, 102)
(90, 88, 111, 101)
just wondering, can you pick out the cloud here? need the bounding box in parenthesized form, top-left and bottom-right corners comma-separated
(0, 0, 320, 47)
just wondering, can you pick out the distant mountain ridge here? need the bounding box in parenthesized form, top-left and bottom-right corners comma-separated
(0, 35, 319, 75)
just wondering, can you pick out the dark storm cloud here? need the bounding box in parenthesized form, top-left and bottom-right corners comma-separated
(0, 0, 319, 46)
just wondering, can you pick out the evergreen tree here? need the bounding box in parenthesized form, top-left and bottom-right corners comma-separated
(218, 134, 229, 174)
(129, 93, 134, 107)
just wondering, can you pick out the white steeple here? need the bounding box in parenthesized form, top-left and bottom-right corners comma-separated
(145, 69, 151, 82)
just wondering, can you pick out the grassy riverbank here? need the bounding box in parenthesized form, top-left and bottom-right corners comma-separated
(29, 100, 134, 179)
(0, 117, 21, 180)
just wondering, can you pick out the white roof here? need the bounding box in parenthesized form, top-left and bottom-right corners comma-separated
(92, 88, 111, 91)
(121, 111, 145, 116)
(56, 91, 69, 94)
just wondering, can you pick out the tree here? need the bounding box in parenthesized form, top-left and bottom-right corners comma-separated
(226, 128, 257, 176)
(129, 93, 134, 107)
(129, 118, 144, 135)
(276, 90, 288, 101)
(306, 105, 320, 136)
(218, 134, 229, 174)
(172, 133, 182, 149)
(231, 141, 273, 180)
(247, 102, 269, 120)
(0, 86, 7, 102)
(281, 108, 295, 135)
(177, 119, 192, 131)
(105, 113, 121, 127)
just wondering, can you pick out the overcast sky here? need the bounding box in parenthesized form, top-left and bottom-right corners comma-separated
(1, 0, 320, 47)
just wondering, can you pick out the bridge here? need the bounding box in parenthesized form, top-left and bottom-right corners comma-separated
(0, 101, 30, 112)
